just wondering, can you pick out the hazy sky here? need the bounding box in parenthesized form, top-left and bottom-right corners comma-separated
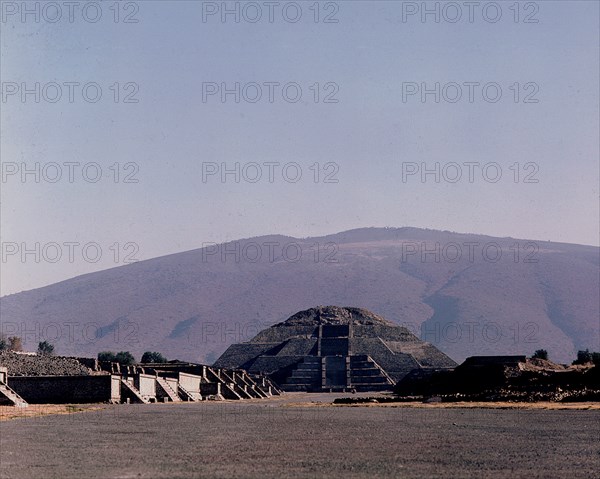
(1, 0, 598, 295)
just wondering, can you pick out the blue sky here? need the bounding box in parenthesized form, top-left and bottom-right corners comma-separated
(1, 0, 598, 294)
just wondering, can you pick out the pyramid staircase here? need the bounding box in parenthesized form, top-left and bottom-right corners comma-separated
(0, 383, 28, 408)
(282, 356, 323, 391)
(349, 355, 394, 391)
(281, 355, 395, 392)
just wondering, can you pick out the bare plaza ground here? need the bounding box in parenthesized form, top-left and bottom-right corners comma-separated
(1, 394, 598, 479)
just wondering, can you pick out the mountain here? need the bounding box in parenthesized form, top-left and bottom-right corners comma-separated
(1, 228, 598, 364)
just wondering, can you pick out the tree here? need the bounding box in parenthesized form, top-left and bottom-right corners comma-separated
(37, 341, 55, 355)
(8, 336, 22, 352)
(141, 351, 167, 363)
(0, 334, 8, 351)
(573, 350, 600, 366)
(532, 349, 548, 360)
(115, 351, 135, 366)
(98, 351, 135, 365)
(573, 349, 593, 365)
(98, 351, 117, 362)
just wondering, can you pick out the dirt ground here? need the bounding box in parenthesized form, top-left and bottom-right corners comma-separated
(0, 404, 104, 421)
(1, 394, 598, 479)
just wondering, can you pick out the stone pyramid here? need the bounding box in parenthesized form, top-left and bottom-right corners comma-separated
(214, 306, 457, 392)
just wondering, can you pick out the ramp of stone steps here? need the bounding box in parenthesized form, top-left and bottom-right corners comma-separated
(120, 379, 150, 404)
(250, 375, 283, 395)
(232, 384, 254, 399)
(0, 384, 28, 407)
(221, 383, 243, 400)
(349, 355, 395, 391)
(178, 384, 201, 401)
(350, 337, 421, 383)
(282, 355, 395, 392)
(156, 377, 181, 402)
(282, 357, 322, 392)
(250, 385, 269, 398)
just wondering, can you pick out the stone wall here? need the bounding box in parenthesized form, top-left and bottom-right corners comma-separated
(179, 372, 201, 395)
(134, 374, 156, 399)
(9, 375, 120, 404)
(200, 382, 221, 396)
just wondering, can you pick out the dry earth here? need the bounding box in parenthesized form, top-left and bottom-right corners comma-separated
(1, 394, 598, 479)
(0, 404, 103, 422)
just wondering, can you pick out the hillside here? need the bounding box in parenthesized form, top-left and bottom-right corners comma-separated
(1, 228, 598, 364)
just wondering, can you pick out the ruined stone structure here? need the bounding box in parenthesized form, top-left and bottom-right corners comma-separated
(214, 306, 457, 392)
(141, 362, 281, 400)
(0, 366, 28, 407)
(8, 375, 120, 404)
(0, 353, 280, 405)
(394, 355, 600, 402)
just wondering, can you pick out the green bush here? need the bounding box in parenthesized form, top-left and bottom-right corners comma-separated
(572, 349, 600, 365)
(37, 341, 55, 355)
(98, 351, 117, 362)
(141, 351, 167, 363)
(115, 351, 135, 366)
(98, 351, 135, 365)
(532, 349, 548, 360)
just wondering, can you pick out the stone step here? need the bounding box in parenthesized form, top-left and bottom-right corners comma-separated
(286, 377, 320, 385)
(281, 384, 313, 392)
(289, 371, 321, 377)
(350, 368, 385, 376)
(299, 358, 321, 364)
(178, 384, 200, 402)
(350, 362, 377, 368)
(296, 363, 321, 371)
(156, 377, 181, 402)
(0, 385, 28, 407)
(120, 379, 150, 404)
(288, 377, 320, 383)
(287, 377, 320, 383)
(221, 383, 243, 400)
(289, 369, 320, 374)
(351, 376, 390, 384)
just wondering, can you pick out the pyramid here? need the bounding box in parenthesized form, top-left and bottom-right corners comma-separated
(214, 306, 457, 392)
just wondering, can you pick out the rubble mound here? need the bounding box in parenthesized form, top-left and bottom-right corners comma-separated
(521, 358, 566, 370)
(395, 355, 600, 402)
(0, 352, 91, 376)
